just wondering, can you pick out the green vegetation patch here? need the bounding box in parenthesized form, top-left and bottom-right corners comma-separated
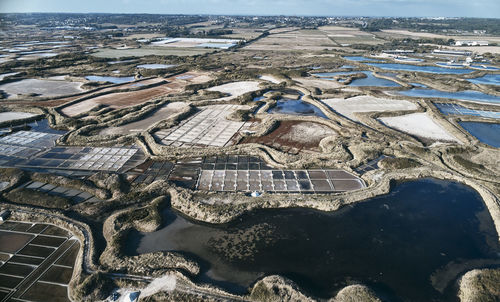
(379, 157, 421, 170)
(4, 188, 72, 209)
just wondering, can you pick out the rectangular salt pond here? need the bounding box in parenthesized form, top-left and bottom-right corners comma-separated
(398, 88, 500, 105)
(459, 121, 500, 148)
(468, 74, 500, 86)
(0, 112, 36, 123)
(313, 71, 400, 87)
(85, 75, 135, 84)
(196, 43, 236, 49)
(343, 56, 384, 62)
(366, 63, 474, 74)
(435, 103, 500, 119)
(470, 65, 500, 71)
(136, 64, 176, 69)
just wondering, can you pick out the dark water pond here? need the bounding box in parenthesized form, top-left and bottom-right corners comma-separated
(459, 121, 500, 148)
(28, 119, 67, 135)
(366, 63, 473, 74)
(127, 179, 500, 301)
(267, 99, 328, 118)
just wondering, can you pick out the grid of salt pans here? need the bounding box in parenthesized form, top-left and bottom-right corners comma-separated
(68, 147, 138, 171)
(154, 104, 250, 147)
(0, 131, 60, 148)
(435, 103, 500, 119)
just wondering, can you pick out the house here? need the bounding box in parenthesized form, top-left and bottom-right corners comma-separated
(0, 210, 11, 222)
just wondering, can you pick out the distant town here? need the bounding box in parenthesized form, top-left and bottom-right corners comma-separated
(0, 13, 499, 302)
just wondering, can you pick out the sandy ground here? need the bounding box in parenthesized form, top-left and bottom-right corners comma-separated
(116, 274, 176, 302)
(0, 78, 83, 99)
(0, 112, 37, 123)
(293, 77, 344, 90)
(259, 75, 282, 84)
(206, 81, 261, 101)
(321, 96, 418, 122)
(379, 112, 461, 142)
(99, 102, 189, 135)
(281, 122, 336, 144)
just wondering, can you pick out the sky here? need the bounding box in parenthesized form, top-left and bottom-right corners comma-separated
(1, 0, 499, 18)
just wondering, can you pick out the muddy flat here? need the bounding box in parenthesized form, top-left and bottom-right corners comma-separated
(0, 79, 83, 99)
(99, 102, 189, 135)
(243, 121, 336, 153)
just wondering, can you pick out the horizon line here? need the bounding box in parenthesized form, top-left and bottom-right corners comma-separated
(1, 12, 499, 19)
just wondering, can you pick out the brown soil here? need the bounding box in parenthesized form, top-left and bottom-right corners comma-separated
(61, 72, 211, 117)
(241, 120, 336, 154)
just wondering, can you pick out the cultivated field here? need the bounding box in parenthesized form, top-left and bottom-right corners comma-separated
(244, 26, 384, 51)
(243, 29, 338, 51)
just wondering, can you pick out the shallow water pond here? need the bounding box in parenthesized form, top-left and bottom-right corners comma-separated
(313, 71, 400, 87)
(468, 74, 500, 86)
(459, 121, 500, 148)
(127, 179, 500, 301)
(85, 75, 135, 84)
(267, 99, 327, 118)
(343, 56, 383, 62)
(366, 63, 473, 74)
(397, 88, 500, 105)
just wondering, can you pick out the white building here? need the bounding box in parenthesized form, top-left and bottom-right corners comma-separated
(432, 49, 472, 56)
(455, 41, 489, 46)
